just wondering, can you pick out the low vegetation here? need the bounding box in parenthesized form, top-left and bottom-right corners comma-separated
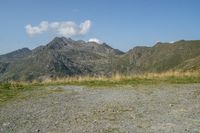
(1, 71, 200, 104)
(0, 83, 31, 104)
(41, 71, 200, 86)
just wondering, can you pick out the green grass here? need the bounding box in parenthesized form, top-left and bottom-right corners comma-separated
(0, 83, 38, 105)
(163, 75, 200, 84)
(1, 72, 200, 104)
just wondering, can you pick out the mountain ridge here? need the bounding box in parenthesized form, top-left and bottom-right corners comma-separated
(0, 37, 123, 81)
(0, 37, 200, 81)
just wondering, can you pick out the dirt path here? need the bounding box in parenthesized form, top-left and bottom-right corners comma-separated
(0, 84, 200, 133)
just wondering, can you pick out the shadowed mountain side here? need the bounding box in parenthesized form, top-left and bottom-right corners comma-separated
(0, 38, 200, 81)
(0, 37, 124, 81)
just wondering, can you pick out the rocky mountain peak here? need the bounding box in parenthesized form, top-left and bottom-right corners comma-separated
(0, 48, 31, 59)
(46, 37, 72, 49)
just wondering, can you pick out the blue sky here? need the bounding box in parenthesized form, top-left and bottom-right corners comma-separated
(0, 0, 200, 54)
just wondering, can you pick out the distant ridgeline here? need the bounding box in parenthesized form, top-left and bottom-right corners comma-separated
(0, 37, 200, 81)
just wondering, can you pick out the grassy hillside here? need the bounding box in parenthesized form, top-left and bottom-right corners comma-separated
(114, 40, 200, 73)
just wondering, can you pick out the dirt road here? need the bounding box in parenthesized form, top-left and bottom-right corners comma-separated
(0, 84, 200, 133)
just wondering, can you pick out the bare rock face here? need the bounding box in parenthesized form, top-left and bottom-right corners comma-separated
(0, 37, 200, 81)
(0, 37, 124, 81)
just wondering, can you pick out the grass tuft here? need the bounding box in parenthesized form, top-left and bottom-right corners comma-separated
(1, 71, 200, 104)
(40, 71, 200, 87)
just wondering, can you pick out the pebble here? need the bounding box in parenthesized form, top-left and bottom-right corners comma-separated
(2, 122, 10, 127)
(35, 129, 40, 132)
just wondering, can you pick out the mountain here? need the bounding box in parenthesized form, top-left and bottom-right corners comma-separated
(0, 37, 124, 81)
(0, 48, 31, 62)
(0, 37, 200, 81)
(113, 40, 200, 73)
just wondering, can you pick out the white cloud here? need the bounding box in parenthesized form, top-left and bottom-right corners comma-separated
(79, 20, 91, 35)
(50, 22, 59, 28)
(25, 21, 49, 36)
(88, 38, 102, 44)
(25, 20, 91, 37)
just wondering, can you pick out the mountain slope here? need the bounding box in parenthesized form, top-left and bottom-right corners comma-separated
(175, 55, 200, 71)
(0, 48, 31, 62)
(0, 38, 200, 81)
(114, 40, 200, 73)
(0, 37, 124, 81)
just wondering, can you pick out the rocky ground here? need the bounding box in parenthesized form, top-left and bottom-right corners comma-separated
(0, 84, 200, 133)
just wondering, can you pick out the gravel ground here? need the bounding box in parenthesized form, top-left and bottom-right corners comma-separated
(0, 84, 200, 133)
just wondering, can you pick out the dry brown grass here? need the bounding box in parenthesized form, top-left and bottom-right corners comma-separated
(1, 71, 200, 103)
(39, 71, 200, 86)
